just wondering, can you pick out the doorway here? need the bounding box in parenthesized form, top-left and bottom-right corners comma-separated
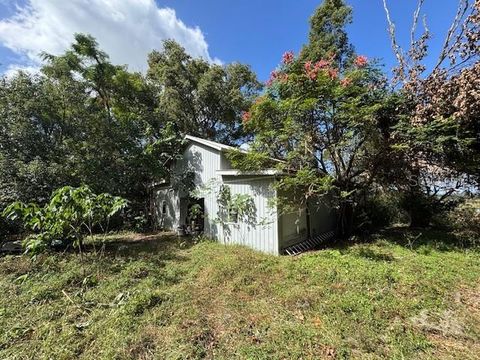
(185, 197, 205, 233)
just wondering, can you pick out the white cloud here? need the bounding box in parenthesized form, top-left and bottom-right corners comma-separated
(4, 64, 41, 78)
(0, 0, 220, 74)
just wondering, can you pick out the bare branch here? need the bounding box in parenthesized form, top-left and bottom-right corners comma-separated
(382, 0, 407, 82)
(411, 0, 426, 48)
(434, 0, 470, 70)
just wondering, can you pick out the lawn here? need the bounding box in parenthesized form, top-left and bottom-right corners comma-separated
(0, 230, 479, 359)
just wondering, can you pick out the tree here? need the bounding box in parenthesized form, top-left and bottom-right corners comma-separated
(147, 40, 262, 145)
(382, 0, 480, 225)
(0, 34, 184, 231)
(229, 1, 390, 236)
(301, 0, 354, 68)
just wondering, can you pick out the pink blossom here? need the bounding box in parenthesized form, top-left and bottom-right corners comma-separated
(266, 70, 289, 86)
(304, 61, 312, 72)
(328, 68, 338, 80)
(242, 111, 251, 123)
(265, 70, 278, 86)
(354, 55, 368, 68)
(341, 77, 352, 87)
(282, 51, 294, 64)
(279, 73, 289, 83)
(314, 60, 330, 70)
(304, 61, 318, 80)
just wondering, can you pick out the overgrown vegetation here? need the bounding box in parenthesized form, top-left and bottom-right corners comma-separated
(0, 34, 259, 236)
(0, 231, 479, 359)
(2, 186, 127, 254)
(1, 1, 479, 241)
(228, 0, 480, 236)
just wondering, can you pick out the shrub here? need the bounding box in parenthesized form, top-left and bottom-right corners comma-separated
(2, 185, 127, 254)
(355, 191, 406, 232)
(447, 198, 480, 246)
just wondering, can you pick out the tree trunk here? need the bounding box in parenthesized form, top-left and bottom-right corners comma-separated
(336, 200, 354, 238)
(403, 187, 432, 228)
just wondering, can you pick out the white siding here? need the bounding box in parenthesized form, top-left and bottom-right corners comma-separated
(279, 208, 308, 248)
(219, 152, 233, 170)
(154, 188, 179, 230)
(278, 196, 335, 249)
(156, 138, 337, 255)
(173, 143, 222, 239)
(220, 177, 278, 255)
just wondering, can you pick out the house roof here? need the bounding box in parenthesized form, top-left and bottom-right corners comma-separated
(185, 134, 247, 153)
(184, 134, 283, 163)
(216, 169, 281, 176)
(185, 134, 284, 177)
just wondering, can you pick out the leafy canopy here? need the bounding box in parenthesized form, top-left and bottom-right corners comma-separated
(229, 0, 390, 235)
(147, 40, 262, 144)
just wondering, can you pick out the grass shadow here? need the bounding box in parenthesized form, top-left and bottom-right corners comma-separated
(81, 232, 198, 263)
(375, 227, 479, 252)
(354, 247, 396, 261)
(315, 227, 479, 255)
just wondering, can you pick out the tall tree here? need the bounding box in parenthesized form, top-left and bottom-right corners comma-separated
(301, 0, 354, 68)
(229, 1, 390, 236)
(0, 34, 182, 231)
(147, 40, 262, 145)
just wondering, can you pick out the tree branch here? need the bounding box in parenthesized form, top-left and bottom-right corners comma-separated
(382, 0, 407, 82)
(433, 0, 469, 71)
(411, 0, 426, 48)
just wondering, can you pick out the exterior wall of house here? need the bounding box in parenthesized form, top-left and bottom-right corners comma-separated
(220, 152, 233, 170)
(308, 199, 335, 236)
(278, 208, 308, 249)
(154, 137, 335, 254)
(277, 194, 335, 250)
(155, 187, 179, 230)
(170, 142, 223, 238)
(154, 140, 282, 254)
(221, 176, 279, 255)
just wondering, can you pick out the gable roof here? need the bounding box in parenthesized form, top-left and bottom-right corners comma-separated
(184, 134, 247, 153)
(184, 134, 285, 175)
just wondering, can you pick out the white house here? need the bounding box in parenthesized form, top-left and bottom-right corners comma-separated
(154, 135, 334, 255)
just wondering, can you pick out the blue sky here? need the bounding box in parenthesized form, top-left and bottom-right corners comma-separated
(0, 0, 462, 80)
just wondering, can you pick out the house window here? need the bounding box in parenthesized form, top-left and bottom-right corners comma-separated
(161, 201, 167, 215)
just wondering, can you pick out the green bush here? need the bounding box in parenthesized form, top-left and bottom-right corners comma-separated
(355, 192, 406, 232)
(447, 198, 480, 246)
(2, 185, 127, 254)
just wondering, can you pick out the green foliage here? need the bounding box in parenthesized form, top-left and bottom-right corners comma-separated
(355, 191, 407, 232)
(147, 40, 262, 144)
(237, 2, 390, 236)
(187, 204, 204, 223)
(447, 198, 480, 246)
(2, 185, 127, 254)
(0, 34, 261, 234)
(216, 184, 256, 225)
(301, 0, 354, 66)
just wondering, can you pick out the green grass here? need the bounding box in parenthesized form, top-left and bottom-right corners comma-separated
(0, 230, 479, 359)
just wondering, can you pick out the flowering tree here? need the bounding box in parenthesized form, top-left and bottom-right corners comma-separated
(228, 2, 390, 236)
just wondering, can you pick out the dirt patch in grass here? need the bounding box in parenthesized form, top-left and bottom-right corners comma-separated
(409, 283, 480, 359)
